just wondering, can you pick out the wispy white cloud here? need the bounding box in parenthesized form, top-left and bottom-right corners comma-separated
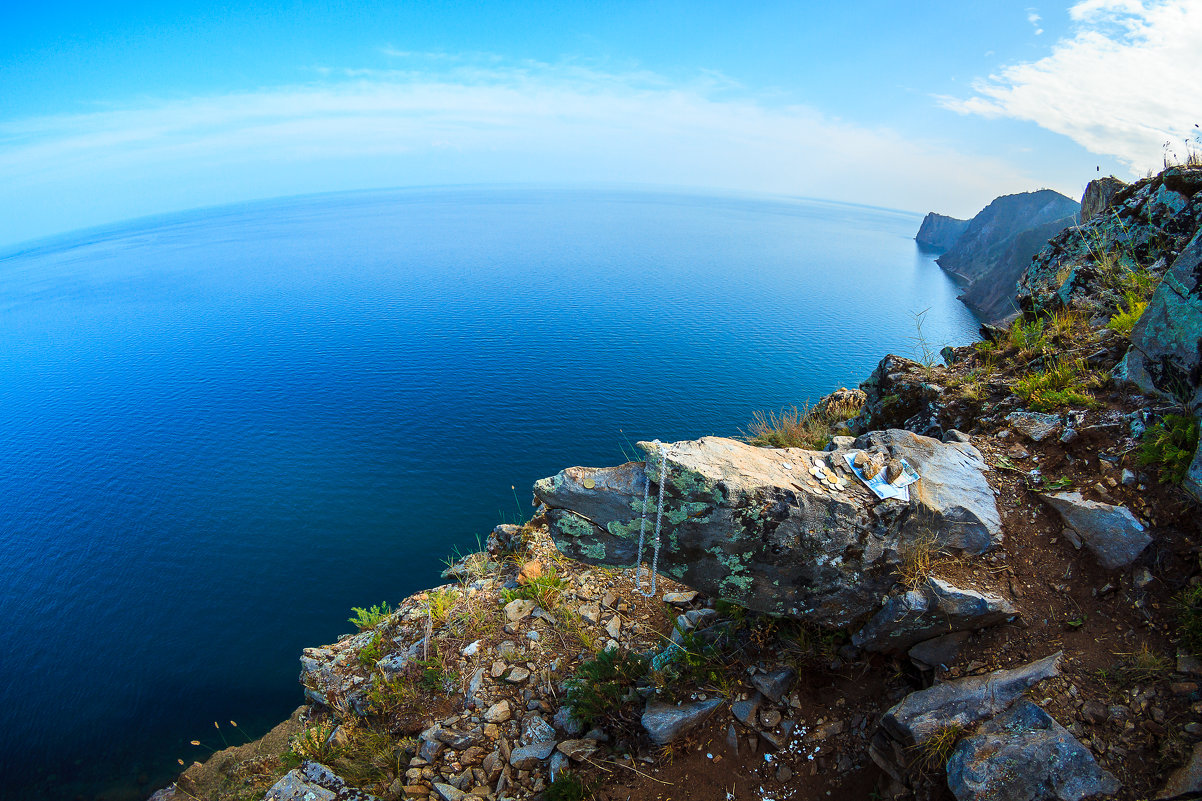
(0, 60, 1037, 244)
(1027, 9, 1045, 35)
(941, 0, 1202, 172)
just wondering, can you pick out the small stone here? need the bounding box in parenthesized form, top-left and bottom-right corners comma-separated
(731, 696, 760, 727)
(751, 668, 796, 703)
(1121, 469, 1137, 486)
(506, 667, 531, 684)
(662, 591, 699, 606)
(556, 739, 598, 761)
(433, 782, 465, 801)
(504, 600, 537, 622)
(490, 661, 506, 678)
(1178, 653, 1202, 676)
(759, 709, 782, 728)
(484, 701, 512, 724)
(1006, 410, 1062, 442)
(1081, 700, 1108, 724)
(522, 715, 556, 745)
(1059, 427, 1078, 444)
(1007, 444, 1031, 460)
(578, 603, 602, 625)
(508, 740, 557, 770)
(462, 640, 482, 657)
(642, 698, 724, 745)
(517, 560, 544, 585)
(605, 617, 622, 639)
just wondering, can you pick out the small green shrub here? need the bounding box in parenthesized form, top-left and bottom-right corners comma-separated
(651, 628, 729, 697)
(545, 772, 592, 801)
(1014, 359, 1102, 411)
(348, 603, 391, 631)
(290, 722, 340, 764)
(364, 673, 418, 715)
(565, 649, 650, 726)
(426, 588, 459, 626)
(1007, 317, 1047, 353)
(1107, 291, 1148, 338)
(1139, 414, 1200, 484)
(1177, 586, 1202, 655)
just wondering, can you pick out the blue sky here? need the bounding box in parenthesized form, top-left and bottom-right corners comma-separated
(1, 0, 1199, 247)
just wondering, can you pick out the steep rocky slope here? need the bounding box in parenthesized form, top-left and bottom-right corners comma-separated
(915, 213, 969, 252)
(929, 190, 1079, 324)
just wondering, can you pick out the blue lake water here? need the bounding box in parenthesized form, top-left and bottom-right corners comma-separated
(0, 187, 979, 800)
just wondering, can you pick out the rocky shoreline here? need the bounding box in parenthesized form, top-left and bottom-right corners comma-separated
(152, 165, 1202, 801)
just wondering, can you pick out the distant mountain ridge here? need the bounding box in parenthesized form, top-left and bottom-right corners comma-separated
(918, 190, 1079, 323)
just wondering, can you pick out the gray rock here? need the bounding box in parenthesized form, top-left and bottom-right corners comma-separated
(522, 715, 556, 745)
(486, 523, 521, 556)
(505, 667, 531, 684)
(1039, 492, 1151, 569)
(880, 652, 1061, 746)
(662, 591, 699, 606)
(548, 750, 569, 781)
(508, 739, 558, 769)
(944, 430, 973, 444)
(503, 599, 537, 622)
(263, 761, 381, 801)
(534, 432, 1000, 625)
(853, 578, 1018, 653)
(909, 632, 970, 670)
(947, 701, 1119, 801)
(642, 697, 725, 745)
(1006, 411, 1061, 443)
(826, 435, 857, 451)
(553, 706, 585, 736)
(146, 788, 177, 801)
(432, 783, 466, 801)
(750, 668, 796, 703)
(731, 695, 761, 727)
(1158, 740, 1202, 799)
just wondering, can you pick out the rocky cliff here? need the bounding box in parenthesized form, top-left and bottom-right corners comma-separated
(915, 212, 969, 251)
(931, 190, 1079, 323)
(152, 167, 1202, 801)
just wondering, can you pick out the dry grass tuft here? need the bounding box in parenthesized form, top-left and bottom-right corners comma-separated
(744, 396, 862, 450)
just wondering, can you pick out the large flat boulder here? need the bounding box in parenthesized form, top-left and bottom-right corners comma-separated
(533, 432, 1001, 626)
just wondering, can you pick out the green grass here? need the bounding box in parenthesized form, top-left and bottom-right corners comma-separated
(1139, 414, 1199, 484)
(1107, 291, 1148, 338)
(1178, 586, 1202, 656)
(1006, 317, 1047, 354)
(744, 397, 862, 450)
(1014, 358, 1102, 411)
(545, 772, 593, 801)
(348, 603, 391, 632)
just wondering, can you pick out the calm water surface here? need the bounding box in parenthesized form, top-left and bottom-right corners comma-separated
(0, 188, 978, 799)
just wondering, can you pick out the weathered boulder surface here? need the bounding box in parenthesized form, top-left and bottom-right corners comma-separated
(1114, 228, 1202, 503)
(533, 432, 1001, 626)
(879, 652, 1061, 747)
(642, 697, 724, 745)
(264, 761, 381, 801)
(946, 701, 1119, 801)
(852, 577, 1018, 653)
(1039, 492, 1151, 569)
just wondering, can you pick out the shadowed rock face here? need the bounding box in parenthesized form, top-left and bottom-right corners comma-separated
(916, 212, 970, 252)
(532, 432, 1001, 627)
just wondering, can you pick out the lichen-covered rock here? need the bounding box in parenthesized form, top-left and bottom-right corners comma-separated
(1018, 167, 1202, 316)
(1039, 492, 1151, 569)
(263, 761, 381, 801)
(845, 355, 947, 437)
(641, 697, 724, 745)
(533, 433, 1000, 626)
(946, 701, 1119, 801)
(852, 577, 1018, 653)
(1005, 410, 1061, 443)
(1113, 228, 1202, 503)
